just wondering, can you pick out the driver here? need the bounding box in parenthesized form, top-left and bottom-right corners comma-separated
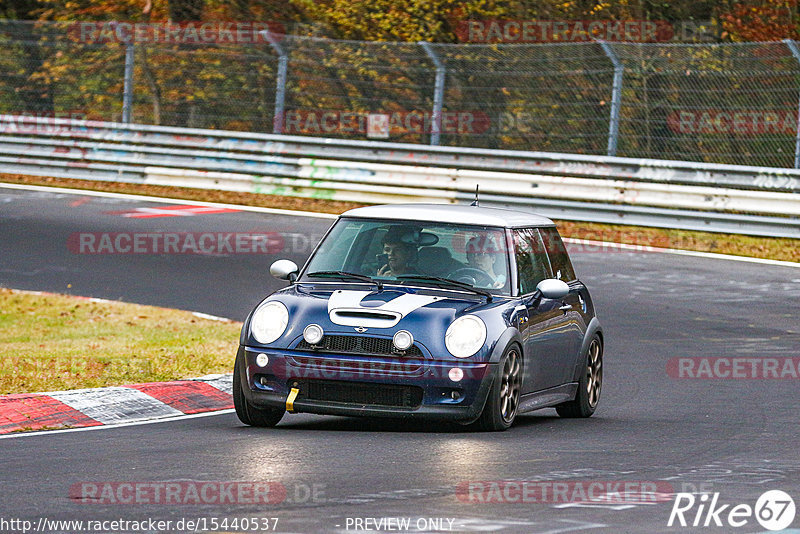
(377, 227, 421, 277)
(466, 234, 507, 289)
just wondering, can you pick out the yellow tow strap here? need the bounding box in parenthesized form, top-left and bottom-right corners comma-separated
(286, 387, 299, 413)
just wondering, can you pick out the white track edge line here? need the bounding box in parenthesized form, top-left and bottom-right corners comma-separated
(0, 409, 235, 440)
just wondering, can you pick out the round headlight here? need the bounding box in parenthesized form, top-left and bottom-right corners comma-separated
(393, 330, 414, 351)
(445, 315, 487, 358)
(250, 301, 289, 345)
(303, 324, 324, 345)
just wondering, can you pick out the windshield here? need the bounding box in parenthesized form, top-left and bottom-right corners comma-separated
(301, 218, 511, 296)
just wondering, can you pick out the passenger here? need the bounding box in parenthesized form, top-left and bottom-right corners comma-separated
(466, 234, 507, 289)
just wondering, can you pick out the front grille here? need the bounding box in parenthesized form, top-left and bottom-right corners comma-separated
(295, 379, 423, 409)
(297, 335, 423, 357)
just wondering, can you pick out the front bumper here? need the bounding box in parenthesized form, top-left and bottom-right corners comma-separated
(236, 345, 496, 422)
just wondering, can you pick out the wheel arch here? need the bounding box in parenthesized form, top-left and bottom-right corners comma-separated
(464, 328, 523, 426)
(488, 327, 523, 364)
(472, 329, 524, 431)
(569, 318, 603, 383)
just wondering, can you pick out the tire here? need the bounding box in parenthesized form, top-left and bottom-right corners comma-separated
(556, 335, 602, 418)
(233, 351, 285, 427)
(474, 344, 522, 431)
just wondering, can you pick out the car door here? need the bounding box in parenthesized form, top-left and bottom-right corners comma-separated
(514, 227, 576, 394)
(540, 227, 587, 385)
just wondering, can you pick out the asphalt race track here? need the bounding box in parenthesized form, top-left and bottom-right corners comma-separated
(2, 184, 800, 533)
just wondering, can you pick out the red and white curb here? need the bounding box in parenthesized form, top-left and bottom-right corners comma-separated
(0, 374, 233, 435)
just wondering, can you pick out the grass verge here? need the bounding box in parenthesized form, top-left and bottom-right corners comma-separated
(0, 288, 242, 394)
(2, 174, 798, 263)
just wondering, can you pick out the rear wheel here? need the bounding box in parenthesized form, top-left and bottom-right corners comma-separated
(556, 336, 602, 418)
(233, 352, 284, 427)
(474, 345, 522, 431)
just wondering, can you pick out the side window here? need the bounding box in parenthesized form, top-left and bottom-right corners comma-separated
(513, 228, 552, 295)
(540, 227, 576, 282)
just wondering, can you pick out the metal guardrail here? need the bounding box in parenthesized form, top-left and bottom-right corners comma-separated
(0, 115, 798, 238)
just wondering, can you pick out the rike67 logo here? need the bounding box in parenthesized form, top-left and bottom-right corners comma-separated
(668, 490, 796, 531)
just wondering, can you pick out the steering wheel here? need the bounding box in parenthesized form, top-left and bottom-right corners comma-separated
(447, 267, 495, 287)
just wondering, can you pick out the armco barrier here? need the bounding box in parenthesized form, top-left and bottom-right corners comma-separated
(0, 115, 798, 238)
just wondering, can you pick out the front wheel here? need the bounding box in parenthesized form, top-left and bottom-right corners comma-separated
(556, 336, 602, 418)
(233, 352, 285, 427)
(474, 345, 522, 431)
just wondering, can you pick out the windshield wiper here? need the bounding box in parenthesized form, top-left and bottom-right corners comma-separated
(395, 275, 492, 302)
(307, 270, 383, 291)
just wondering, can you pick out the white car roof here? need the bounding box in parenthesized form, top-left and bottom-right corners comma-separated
(341, 203, 556, 228)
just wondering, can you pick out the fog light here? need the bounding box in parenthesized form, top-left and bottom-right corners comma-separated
(303, 324, 324, 345)
(451, 390, 461, 400)
(393, 330, 414, 351)
(448, 367, 464, 382)
(256, 354, 269, 367)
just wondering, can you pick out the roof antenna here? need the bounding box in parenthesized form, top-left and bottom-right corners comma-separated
(470, 184, 479, 206)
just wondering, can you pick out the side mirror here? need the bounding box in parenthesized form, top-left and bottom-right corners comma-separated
(536, 278, 569, 300)
(270, 259, 298, 282)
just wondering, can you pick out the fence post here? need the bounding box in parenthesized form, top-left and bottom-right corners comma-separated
(599, 40, 623, 157)
(122, 42, 135, 124)
(262, 30, 288, 135)
(783, 39, 800, 169)
(419, 42, 445, 146)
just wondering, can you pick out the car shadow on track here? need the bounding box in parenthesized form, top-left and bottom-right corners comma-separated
(231, 412, 573, 433)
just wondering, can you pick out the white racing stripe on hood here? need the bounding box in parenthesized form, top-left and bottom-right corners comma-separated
(327, 289, 445, 328)
(327, 290, 373, 311)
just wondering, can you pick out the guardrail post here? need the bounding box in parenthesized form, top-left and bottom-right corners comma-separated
(262, 30, 288, 135)
(783, 39, 800, 168)
(122, 42, 135, 124)
(419, 42, 445, 146)
(599, 40, 623, 157)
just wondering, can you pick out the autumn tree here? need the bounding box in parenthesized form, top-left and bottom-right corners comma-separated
(0, 0, 53, 113)
(719, 0, 799, 41)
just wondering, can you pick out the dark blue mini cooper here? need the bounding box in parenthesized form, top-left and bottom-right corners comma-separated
(233, 204, 603, 431)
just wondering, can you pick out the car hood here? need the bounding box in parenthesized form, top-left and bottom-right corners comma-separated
(242, 283, 514, 360)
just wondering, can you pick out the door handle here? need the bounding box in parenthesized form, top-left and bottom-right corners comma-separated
(559, 304, 572, 311)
